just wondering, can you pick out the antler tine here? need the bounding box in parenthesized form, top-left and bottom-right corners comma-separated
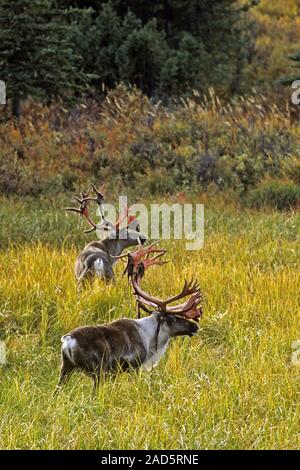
(142, 251, 169, 270)
(145, 248, 166, 257)
(161, 278, 199, 306)
(65, 207, 82, 214)
(65, 188, 99, 233)
(135, 242, 166, 261)
(132, 276, 203, 321)
(110, 244, 168, 293)
(77, 183, 106, 219)
(149, 251, 167, 261)
(82, 183, 105, 203)
(163, 286, 203, 321)
(92, 182, 106, 196)
(110, 241, 165, 261)
(166, 290, 202, 313)
(110, 251, 133, 260)
(144, 240, 160, 249)
(136, 300, 153, 319)
(65, 191, 89, 216)
(84, 225, 97, 234)
(141, 240, 161, 254)
(72, 195, 83, 204)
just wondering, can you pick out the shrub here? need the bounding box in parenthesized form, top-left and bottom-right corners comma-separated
(287, 158, 300, 185)
(1, 86, 300, 198)
(247, 180, 300, 210)
(0, 153, 44, 197)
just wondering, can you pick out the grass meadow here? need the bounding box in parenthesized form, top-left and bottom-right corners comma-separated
(0, 195, 299, 449)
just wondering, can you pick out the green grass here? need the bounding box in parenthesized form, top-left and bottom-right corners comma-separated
(0, 196, 299, 449)
(247, 180, 300, 210)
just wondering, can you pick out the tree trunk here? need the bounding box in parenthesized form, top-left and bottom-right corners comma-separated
(12, 95, 21, 119)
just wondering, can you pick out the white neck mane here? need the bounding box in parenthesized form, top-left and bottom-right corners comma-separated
(135, 315, 170, 371)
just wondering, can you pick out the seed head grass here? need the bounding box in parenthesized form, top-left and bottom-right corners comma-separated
(0, 198, 299, 449)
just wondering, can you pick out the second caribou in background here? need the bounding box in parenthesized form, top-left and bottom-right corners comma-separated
(66, 184, 146, 284)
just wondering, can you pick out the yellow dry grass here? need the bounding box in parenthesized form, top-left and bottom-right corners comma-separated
(0, 199, 299, 449)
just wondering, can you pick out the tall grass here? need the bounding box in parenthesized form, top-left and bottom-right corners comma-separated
(0, 197, 299, 449)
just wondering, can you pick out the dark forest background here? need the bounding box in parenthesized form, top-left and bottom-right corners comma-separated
(1, 0, 299, 116)
(0, 0, 300, 206)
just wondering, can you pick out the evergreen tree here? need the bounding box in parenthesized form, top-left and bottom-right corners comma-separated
(117, 14, 168, 96)
(68, 0, 255, 97)
(0, 0, 91, 117)
(1, 0, 255, 105)
(69, 2, 121, 88)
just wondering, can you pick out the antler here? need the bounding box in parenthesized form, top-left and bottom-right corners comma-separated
(113, 241, 165, 263)
(112, 241, 168, 281)
(111, 242, 168, 318)
(80, 183, 106, 218)
(132, 277, 203, 321)
(115, 205, 138, 231)
(65, 184, 105, 233)
(65, 185, 141, 236)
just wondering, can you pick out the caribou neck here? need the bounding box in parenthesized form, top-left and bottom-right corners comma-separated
(101, 237, 129, 263)
(136, 314, 170, 354)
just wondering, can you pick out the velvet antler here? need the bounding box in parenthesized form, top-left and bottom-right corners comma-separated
(112, 241, 168, 282)
(132, 278, 203, 322)
(111, 242, 168, 318)
(65, 184, 106, 233)
(66, 186, 139, 236)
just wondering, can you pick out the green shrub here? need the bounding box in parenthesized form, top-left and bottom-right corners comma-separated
(247, 180, 300, 210)
(0, 153, 44, 197)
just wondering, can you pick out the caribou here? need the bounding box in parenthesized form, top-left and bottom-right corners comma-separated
(65, 184, 146, 284)
(54, 245, 203, 394)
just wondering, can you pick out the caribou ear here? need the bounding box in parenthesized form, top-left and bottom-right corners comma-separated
(94, 219, 117, 238)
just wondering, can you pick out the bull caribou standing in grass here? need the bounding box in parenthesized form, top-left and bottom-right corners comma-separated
(65, 184, 146, 284)
(55, 245, 203, 394)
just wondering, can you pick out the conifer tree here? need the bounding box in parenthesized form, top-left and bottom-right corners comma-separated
(0, 0, 91, 117)
(66, 0, 254, 97)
